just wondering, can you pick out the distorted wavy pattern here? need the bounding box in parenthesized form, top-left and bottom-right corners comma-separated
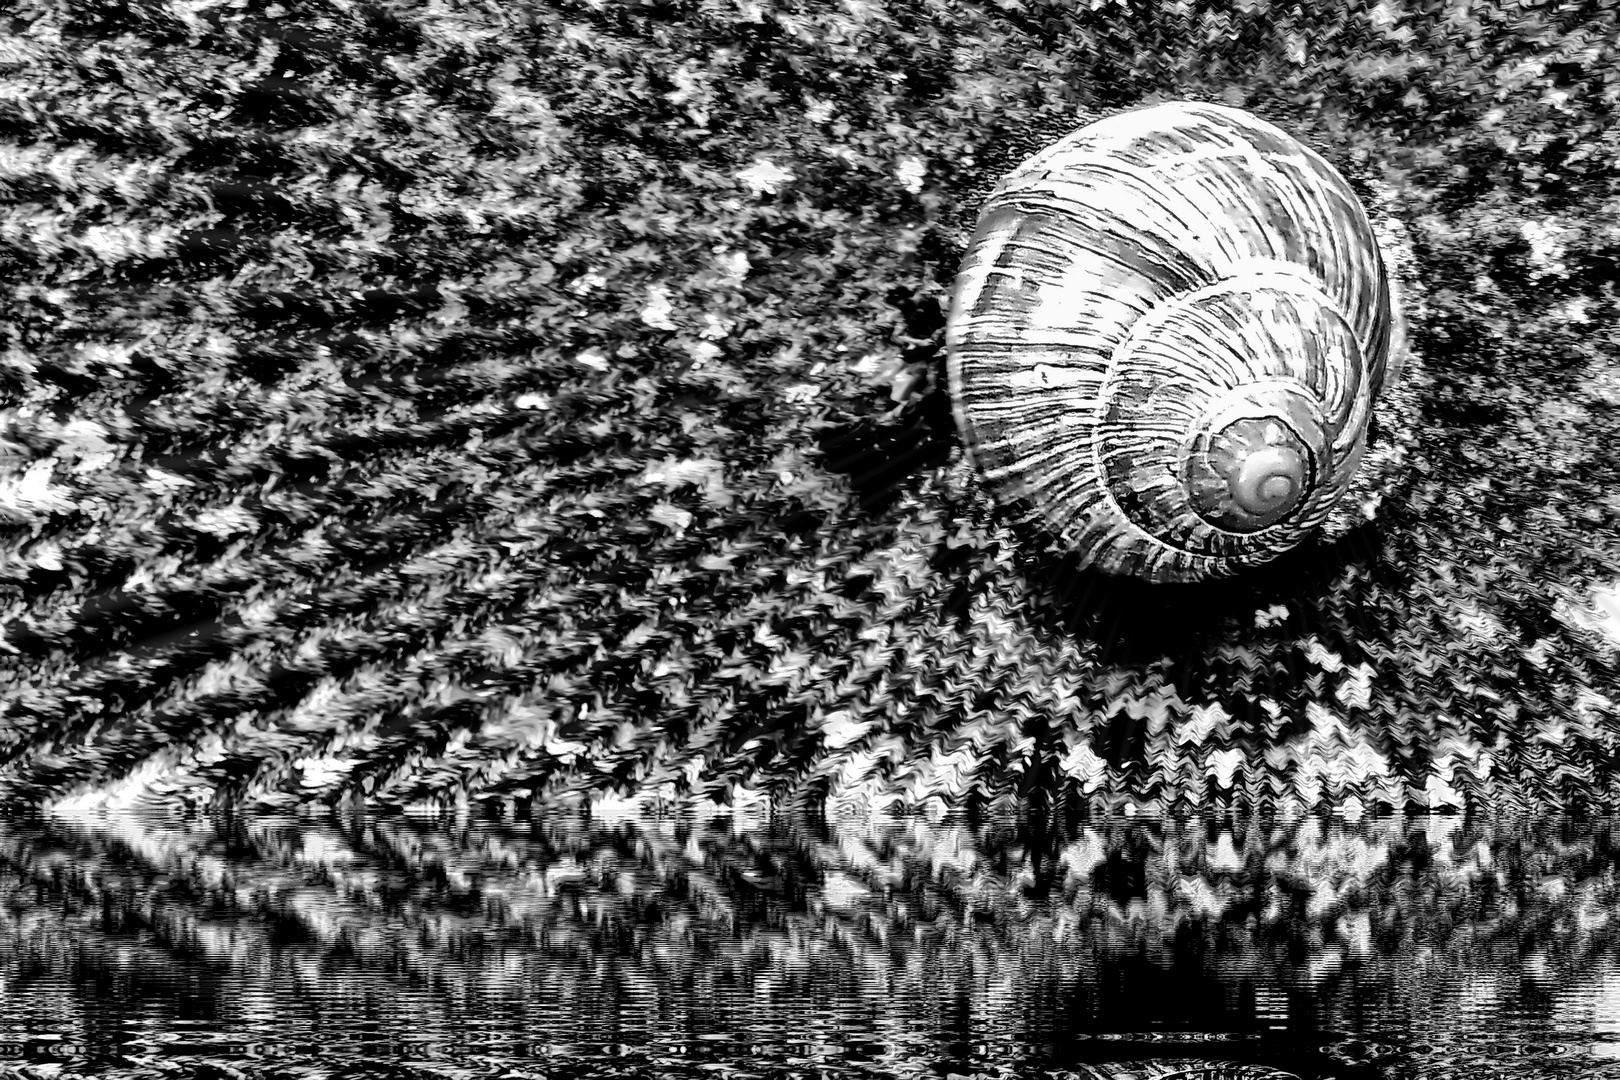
(2, 806, 1619, 1076)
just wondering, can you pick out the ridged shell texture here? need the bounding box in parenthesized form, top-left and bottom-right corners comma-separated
(946, 100, 1398, 583)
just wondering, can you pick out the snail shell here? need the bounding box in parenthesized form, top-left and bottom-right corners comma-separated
(945, 100, 1402, 584)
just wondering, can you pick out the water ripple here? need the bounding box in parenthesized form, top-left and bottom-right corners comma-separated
(0, 807, 1617, 1079)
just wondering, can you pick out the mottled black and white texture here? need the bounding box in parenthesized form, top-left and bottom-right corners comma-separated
(2, 0, 1619, 816)
(10, 811, 1618, 1079)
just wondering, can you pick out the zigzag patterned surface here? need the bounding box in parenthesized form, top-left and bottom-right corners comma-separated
(3, 808, 1618, 1077)
(2, 0, 1619, 815)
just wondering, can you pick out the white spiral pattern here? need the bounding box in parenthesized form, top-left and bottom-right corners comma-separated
(946, 100, 1398, 583)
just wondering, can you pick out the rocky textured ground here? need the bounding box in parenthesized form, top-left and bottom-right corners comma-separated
(2, 0, 1619, 815)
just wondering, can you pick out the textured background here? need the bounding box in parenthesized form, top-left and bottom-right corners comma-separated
(5, 811, 1618, 1079)
(2, 0, 1619, 816)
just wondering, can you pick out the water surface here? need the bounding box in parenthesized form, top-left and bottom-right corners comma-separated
(2, 803, 1618, 1079)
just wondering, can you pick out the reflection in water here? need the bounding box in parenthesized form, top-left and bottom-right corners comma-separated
(0, 803, 1617, 1079)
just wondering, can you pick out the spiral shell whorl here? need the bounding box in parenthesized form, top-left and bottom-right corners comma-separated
(1231, 445, 1307, 515)
(1186, 411, 1320, 531)
(946, 100, 1398, 583)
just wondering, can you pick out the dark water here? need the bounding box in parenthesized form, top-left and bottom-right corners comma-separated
(2, 802, 1619, 1080)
